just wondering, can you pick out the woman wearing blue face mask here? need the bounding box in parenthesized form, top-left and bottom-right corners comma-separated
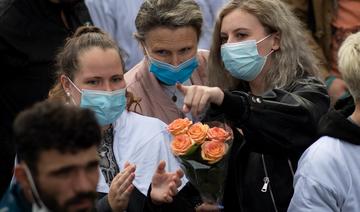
(125, 0, 209, 124)
(48, 26, 188, 212)
(145, 0, 330, 211)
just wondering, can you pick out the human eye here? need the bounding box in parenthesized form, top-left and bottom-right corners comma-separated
(235, 32, 248, 41)
(85, 79, 99, 86)
(179, 47, 192, 55)
(155, 49, 169, 56)
(111, 75, 123, 83)
(51, 167, 75, 178)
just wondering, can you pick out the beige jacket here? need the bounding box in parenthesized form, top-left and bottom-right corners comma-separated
(125, 50, 208, 124)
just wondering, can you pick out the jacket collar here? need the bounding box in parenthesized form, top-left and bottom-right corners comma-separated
(318, 108, 360, 145)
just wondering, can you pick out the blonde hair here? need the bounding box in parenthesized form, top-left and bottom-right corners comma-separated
(134, 0, 203, 42)
(208, 0, 318, 90)
(338, 31, 360, 103)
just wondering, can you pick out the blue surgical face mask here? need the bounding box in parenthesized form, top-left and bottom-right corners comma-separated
(221, 34, 274, 81)
(68, 79, 126, 126)
(146, 51, 198, 85)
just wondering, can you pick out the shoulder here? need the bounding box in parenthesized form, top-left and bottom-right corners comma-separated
(116, 111, 168, 133)
(296, 136, 348, 188)
(125, 60, 147, 83)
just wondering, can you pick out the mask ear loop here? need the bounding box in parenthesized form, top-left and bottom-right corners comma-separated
(22, 164, 46, 209)
(65, 77, 82, 105)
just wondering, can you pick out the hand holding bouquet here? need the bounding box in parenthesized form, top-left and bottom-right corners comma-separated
(167, 118, 233, 208)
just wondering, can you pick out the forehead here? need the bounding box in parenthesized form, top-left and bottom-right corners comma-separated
(221, 8, 264, 33)
(76, 47, 124, 78)
(36, 146, 98, 174)
(145, 26, 198, 49)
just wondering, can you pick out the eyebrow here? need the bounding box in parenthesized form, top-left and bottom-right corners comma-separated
(221, 27, 249, 34)
(49, 159, 99, 176)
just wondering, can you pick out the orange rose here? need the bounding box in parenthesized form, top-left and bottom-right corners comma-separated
(167, 118, 193, 136)
(207, 127, 231, 142)
(171, 134, 196, 156)
(201, 140, 228, 164)
(187, 122, 209, 144)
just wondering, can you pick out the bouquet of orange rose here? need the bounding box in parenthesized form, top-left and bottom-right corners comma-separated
(167, 118, 233, 208)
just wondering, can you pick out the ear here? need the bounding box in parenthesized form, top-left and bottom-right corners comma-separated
(271, 32, 280, 51)
(139, 41, 149, 57)
(15, 164, 34, 202)
(60, 74, 71, 94)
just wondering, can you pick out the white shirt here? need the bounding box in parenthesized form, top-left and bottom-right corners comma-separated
(97, 110, 187, 195)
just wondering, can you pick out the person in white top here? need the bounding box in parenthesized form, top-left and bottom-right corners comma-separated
(48, 25, 186, 212)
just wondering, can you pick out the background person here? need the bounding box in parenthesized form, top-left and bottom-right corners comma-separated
(0, 0, 92, 197)
(288, 31, 360, 212)
(125, 0, 209, 124)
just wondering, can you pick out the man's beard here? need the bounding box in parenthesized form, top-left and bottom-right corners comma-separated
(35, 180, 97, 212)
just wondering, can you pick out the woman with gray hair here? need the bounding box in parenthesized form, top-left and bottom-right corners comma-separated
(147, 0, 330, 211)
(125, 0, 209, 124)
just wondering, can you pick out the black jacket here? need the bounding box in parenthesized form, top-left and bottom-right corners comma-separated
(0, 0, 91, 197)
(218, 76, 329, 212)
(144, 76, 329, 212)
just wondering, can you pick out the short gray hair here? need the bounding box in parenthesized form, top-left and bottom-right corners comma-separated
(338, 31, 360, 103)
(134, 0, 203, 42)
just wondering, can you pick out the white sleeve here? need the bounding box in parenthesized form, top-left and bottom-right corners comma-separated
(85, 0, 116, 39)
(288, 175, 340, 212)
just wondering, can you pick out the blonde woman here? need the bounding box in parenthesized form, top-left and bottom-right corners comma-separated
(147, 0, 330, 211)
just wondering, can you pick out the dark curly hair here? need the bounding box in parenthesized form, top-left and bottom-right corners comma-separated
(14, 100, 101, 174)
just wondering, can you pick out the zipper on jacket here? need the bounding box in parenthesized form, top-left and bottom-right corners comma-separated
(261, 154, 278, 212)
(288, 159, 295, 177)
(261, 177, 270, 192)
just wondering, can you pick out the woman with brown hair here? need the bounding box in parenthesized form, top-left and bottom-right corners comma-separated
(48, 25, 185, 212)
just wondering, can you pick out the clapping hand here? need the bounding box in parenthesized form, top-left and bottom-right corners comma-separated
(108, 162, 136, 211)
(150, 160, 184, 204)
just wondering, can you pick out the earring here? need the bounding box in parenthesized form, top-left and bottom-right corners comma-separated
(66, 91, 71, 97)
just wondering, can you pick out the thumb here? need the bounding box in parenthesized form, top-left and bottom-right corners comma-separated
(156, 160, 166, 174)
(176, 83, 187, 95)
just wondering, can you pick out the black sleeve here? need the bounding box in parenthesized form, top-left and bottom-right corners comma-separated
(213, 77, 330, 155)
(143, 183, 201, 212)
(96, 193, 112, 212)
(96, 187, 146, 212)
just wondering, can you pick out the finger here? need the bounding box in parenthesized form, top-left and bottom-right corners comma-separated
(190, 87, 203, 117)
(175, 169, 184, 178)
(168, 182, 178, 196)
(197, 92, 210, 115)
(163, 194, 173, 203)
(113, 167, 134, 188)
(182, 86, 195, 114)
(155, 160, 166, 174)
(121, 184, 134, 199)
(117, 172, 135, 194)
(124, 161, 130, 169)
(176, 83, 187, 95)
